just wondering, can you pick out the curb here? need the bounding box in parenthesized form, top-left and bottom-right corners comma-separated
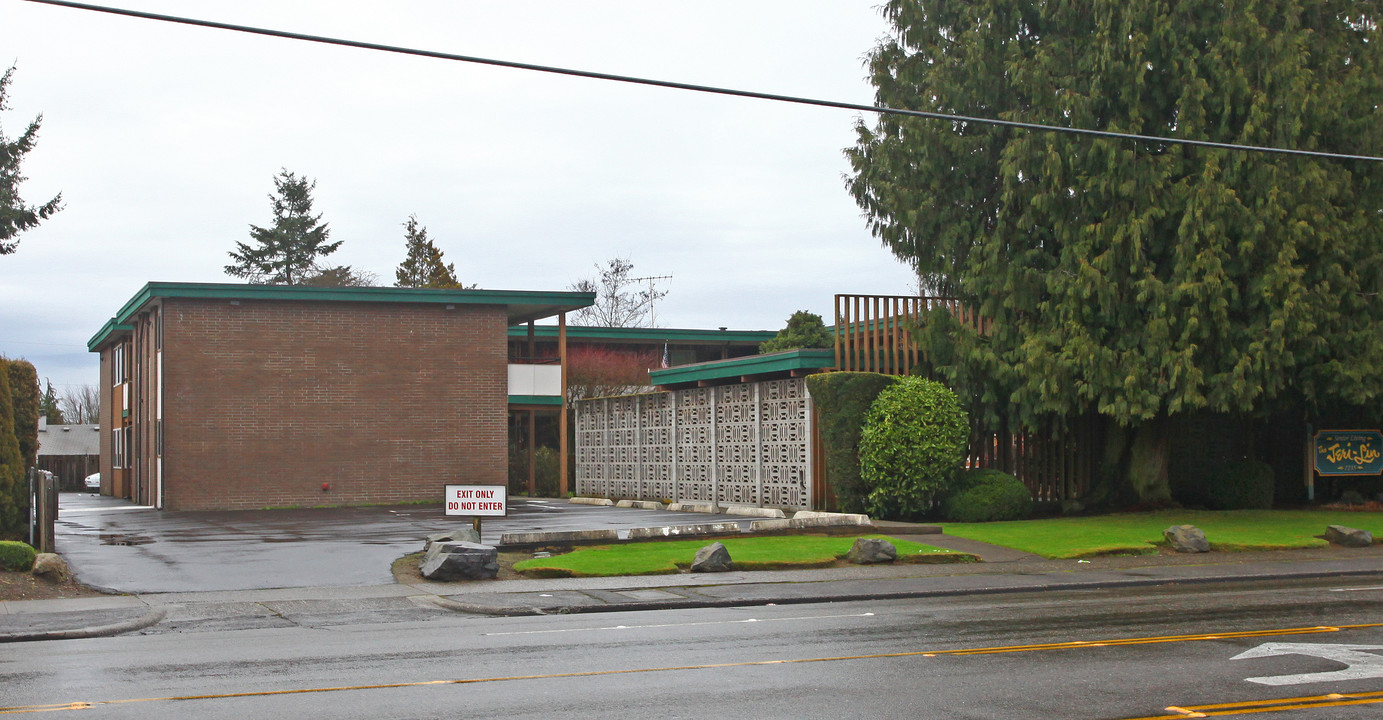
(0, 607, 166, 644)
(424, 566, 1383, 618)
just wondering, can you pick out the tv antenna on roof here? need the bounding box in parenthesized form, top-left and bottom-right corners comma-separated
(629, 274, 672, 327)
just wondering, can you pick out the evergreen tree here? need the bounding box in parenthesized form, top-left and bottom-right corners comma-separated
(0, 64, 63, 255)
(394, 215, 465, 289)
(760, 311, 832, 353)
(847, 0, 1383, 503)
(5, 360, 37, 469)
(0, 360, 24, 540)
(225, 170, 341, 284)
(39, 379, 64, 425)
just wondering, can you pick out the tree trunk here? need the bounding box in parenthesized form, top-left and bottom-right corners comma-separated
(1125, 416, 1173, 506)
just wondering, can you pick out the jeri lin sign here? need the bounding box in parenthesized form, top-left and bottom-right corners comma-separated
(1314, 430, 1383, 476)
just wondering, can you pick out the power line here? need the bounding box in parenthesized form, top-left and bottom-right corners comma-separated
(26, 0, 1383, 163)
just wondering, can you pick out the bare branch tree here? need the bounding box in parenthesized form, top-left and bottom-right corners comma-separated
(59, 384, 99, 424)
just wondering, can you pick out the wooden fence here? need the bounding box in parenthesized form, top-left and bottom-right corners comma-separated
(834, 294, 1095, 502)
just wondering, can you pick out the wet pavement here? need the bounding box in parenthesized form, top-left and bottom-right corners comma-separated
(53, 492, 758, 593)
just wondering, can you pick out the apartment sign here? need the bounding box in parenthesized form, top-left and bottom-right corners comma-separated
(1314, 430, 1383, 476)
(444, 485, 508, 516)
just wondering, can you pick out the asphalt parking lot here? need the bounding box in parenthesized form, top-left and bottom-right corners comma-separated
(54, 492, 752, 594)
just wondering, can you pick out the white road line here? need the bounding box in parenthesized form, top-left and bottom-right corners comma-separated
(1329, 586, 1383, 592)
(484, 612, 876, 636)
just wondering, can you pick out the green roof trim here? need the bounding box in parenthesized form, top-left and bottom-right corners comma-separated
(506, 325, 776, 344)
(649, 348, 836, 386)
(89, 281, 596, 350)
(508, 395, 565, 406)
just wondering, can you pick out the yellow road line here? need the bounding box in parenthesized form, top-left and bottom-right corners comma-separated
(3, 623, 1382, 715)
(1120, 690, 1383, 719)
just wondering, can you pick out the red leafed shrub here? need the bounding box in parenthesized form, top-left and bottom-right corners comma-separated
(567, 346, 660, 401)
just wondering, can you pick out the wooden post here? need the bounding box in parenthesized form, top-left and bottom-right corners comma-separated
(559, 312, 569, 497)
(527, 409, 537, 496)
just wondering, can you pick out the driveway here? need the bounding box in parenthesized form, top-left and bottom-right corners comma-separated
(54, 493, 751, 594)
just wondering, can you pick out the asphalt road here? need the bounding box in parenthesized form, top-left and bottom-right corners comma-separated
(6, 576, 1383, 718)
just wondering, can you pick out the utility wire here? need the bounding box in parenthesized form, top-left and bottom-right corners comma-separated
(27, 0, 1383, 163)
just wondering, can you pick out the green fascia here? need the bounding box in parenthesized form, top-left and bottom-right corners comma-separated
(89, 282, 597, 351)
(508, 395, 564, 406)
(87, 320, 135, 352)
(648, 348, 836, 386)
(507, 325, 776, 344)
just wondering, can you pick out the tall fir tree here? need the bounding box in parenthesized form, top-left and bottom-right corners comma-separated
(847, 0, 1383, 503)
(39, 379, 64, 425)
(225, 170, 341, 284)
(394, 215, 465, 289)
(0, 64, 63, 255)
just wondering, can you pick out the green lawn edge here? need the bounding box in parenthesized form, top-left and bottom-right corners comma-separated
(512, 534, 974, 578)
(939, 509, 1373, 559)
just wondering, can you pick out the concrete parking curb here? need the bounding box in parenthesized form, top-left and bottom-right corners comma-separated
(424, 564, 1383, 618)
(0, 607, 166, 643)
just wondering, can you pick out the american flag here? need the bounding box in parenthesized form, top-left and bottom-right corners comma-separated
(661, 342, 669, 369)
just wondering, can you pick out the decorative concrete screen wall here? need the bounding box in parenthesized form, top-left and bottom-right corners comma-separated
(575, 378, 813, 510)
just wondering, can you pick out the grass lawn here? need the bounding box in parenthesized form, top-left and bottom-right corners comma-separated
(512, 534, 973, 578)
(940, 509, 1383, 559)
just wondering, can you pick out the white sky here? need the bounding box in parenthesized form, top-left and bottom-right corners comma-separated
(1, 0, 919, 390)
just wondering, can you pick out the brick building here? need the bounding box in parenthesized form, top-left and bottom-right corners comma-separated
(88, 282, 593, 510)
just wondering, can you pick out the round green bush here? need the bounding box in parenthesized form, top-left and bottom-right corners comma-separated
(1205, 459, 1275, 510)
(859, 376, 969, 519)
(942, 469, 1033, 522)
(0, 540, 36, 571)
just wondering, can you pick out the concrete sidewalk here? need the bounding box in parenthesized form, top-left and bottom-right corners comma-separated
(6, 540, 1383, 641)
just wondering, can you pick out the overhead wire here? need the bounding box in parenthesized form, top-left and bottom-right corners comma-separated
(24, 0, 1383, 163)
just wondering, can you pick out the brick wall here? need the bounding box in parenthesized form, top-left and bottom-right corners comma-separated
(159, 298, 508, 510)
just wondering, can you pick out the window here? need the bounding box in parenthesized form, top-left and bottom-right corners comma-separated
(112, 427, 125, 469)
(112, 344, 126, 385)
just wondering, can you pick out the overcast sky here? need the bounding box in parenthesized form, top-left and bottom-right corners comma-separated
(2, 0, 919, 390)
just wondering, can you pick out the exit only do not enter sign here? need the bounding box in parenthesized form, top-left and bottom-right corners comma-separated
(444, 485, 508, 516)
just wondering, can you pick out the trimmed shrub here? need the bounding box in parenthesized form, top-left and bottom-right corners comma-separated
(0, 364, 25, 541)
(805, 372, 898, 513)
(943, 469, 1033, 522)
(859, 376, 969, 519)
(6, 360, 38, 469)
(0, 540, 36, 571)
(1205, 460, 1275, 510)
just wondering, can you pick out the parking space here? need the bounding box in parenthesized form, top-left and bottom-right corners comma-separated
(54, 493, 752, 593)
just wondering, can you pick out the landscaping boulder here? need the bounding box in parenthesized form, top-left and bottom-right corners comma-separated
(420, 541, 498, 581)
(31, 553, 68, 580)
(691, 542, 733, 573)
(424, 526, 481, 553)
(1326, 525, 1373, 548)
(847, 538, 897, 564)
(1164, 525, 1210, 553)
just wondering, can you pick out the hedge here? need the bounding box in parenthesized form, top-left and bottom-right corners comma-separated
(805, 372, 898, 513)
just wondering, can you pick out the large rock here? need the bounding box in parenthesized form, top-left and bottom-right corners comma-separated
(424, 527, 481, 553)
(1326, 524, 1374, 548)
(420, 541, 498, 581)
(31, 553, 68, 580)
(691, 542, 733, 573)
(1164, 525, 1210, 553)
(847, 538, 897, 564)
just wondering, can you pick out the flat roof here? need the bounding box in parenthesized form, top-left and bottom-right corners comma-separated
(507, 324, 776, 345)
(648, 348, 836, 387)
(89, 282, 596, 350)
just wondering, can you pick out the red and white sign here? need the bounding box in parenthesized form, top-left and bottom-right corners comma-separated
(444, 485, 508, 516)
